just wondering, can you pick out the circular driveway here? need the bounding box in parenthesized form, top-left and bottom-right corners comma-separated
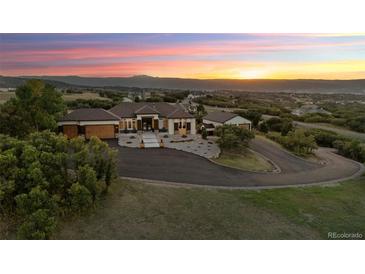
(109, 138, 364, 188)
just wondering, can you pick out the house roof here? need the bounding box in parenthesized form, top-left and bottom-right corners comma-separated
(204, 111, 251, 124)
(59, 108, 120, 122)
(134, 105, 160, 115)
(109, 102, 193, 119)
(202, 123, 215, 129)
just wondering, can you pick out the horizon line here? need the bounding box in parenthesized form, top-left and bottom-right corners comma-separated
(2, 74, 365, 81)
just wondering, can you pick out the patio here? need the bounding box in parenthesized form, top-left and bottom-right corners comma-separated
(117, 133, 220, 159)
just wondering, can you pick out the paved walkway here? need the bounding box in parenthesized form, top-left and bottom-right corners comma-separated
(160, 134, 220, 158)
(142, 132, 160, 148)
(118, 132, 220, 158)
(108, 137, 364, 188)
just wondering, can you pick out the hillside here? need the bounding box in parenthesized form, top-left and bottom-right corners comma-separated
(1, 75, 365, 93)
(0, 76, 83, 88)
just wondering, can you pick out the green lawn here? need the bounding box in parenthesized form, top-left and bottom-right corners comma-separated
(55, 176, 365, 240)
(213, 149, 274, 172)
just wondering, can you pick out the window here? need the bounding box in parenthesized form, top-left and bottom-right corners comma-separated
(174, 123, 179, 131)
(128, 121, 132, 129)
(187, 122, 191, 130)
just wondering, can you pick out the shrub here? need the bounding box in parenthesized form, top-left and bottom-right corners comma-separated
(201, 127, 208, 139)
(267, 129, 317, 156)
(215, 125, 254, 150)
(68, 183, 93, 213)
(17, 209, 57, 240)
(333, 140, 365, 163)
(0, 131, 117, 238)
(304, 129, 347, 148)
(258, 121, 269, 133)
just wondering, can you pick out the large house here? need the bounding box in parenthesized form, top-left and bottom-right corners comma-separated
(58, 102, 196, 139)
(202, 111, 252, 135)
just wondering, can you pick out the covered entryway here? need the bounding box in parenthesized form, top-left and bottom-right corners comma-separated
(142, 117, 153, 131)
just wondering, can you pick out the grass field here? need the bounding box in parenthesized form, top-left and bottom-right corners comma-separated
(55, 176, 365, 240)
(62, 92, 111, 101)
(0, 91, 111, 103)
(0, 91, 15, 104)
(295, 121, 365, 142)
(213, 149, 274, 172)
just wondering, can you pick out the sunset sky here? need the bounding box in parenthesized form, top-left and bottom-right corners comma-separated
(1, 33, 365, 79)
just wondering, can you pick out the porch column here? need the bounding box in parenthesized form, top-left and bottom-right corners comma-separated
(168, 119, 174, 135)
(190, 118, 196, 134)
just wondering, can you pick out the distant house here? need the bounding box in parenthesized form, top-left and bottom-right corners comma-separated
(202, 111, 252, 135)
(291, 104, 331, 116)
(58, 102, 196, 139)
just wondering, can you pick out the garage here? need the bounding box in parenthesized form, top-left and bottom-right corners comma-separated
(85, 125, 116, 139)
(58, 108, 120, 139)
(62, 125, 78, 138)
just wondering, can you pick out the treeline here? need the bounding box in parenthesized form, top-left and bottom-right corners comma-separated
(259, 116, 365, 162)
(195, 94, 291, 116)
(0, 80, 118, 239)
(294, 102, 365, 133)
(66, 99, 115, 110)
(306, 128, 365, 162)
(143, 90, 189, 103)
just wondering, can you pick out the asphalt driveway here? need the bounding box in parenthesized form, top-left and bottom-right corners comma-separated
(108, 137, 364, 188)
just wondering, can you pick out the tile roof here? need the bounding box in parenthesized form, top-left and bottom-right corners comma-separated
(134, 104, 160, 115)
(204, 111, 251, 124)
(109, 102, 193, 119)
(59, 108, 120, 122)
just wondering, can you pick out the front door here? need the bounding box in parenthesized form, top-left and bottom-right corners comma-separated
(142, 117, 153, 131)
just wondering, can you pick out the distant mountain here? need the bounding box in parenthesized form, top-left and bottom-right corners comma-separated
(2, 75, 365, 93)
(0, 76, 84, 88)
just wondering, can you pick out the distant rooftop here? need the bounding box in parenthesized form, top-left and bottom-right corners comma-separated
(204, 111, 250, 123)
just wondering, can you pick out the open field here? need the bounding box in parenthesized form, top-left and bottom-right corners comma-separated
(54, 176, 365, 239)
(294, 121, 365, 142)
(62, 92, 111, 101)
(0, 91, 111, 103)
(212, 149, 274, 172)
(0, 91, 15, 103)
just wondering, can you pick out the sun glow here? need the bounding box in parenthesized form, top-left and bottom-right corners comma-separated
(238, 69, 269, 79)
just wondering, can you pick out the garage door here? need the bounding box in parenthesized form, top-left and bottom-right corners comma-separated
(63, 125, 78, 138)
(85, 125, 115, 139)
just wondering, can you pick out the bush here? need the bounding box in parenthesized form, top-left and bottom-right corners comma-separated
(304, 129, 347, 148)
(17, 209, 57, 240)
(68, 183, 93, 213)
(267, 129, 317, 156)
(333, 140, 365, 163)
(348, 116, 365, 133)
(0, 131, 117, 238)
(302, 113, 332, 123)
(201, 127, 208, 139)
(215, 125, 254, 150)
(258, 121, 269, 133)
